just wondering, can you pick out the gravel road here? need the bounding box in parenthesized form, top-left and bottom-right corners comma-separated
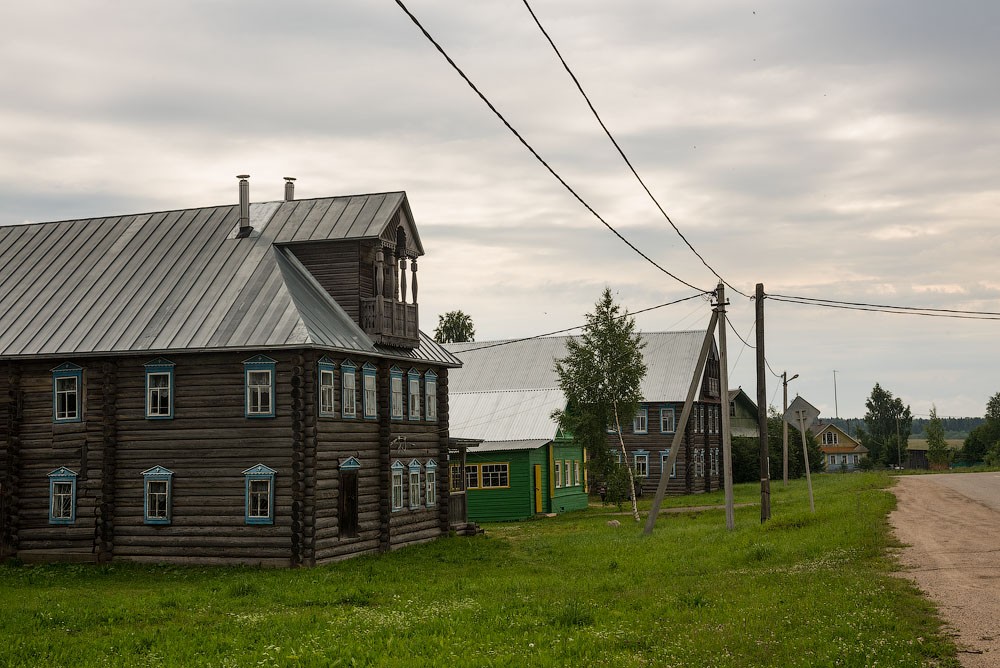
(890, 472, 1000, 667)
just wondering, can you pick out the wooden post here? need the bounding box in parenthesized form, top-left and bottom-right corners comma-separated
(797, 412, 816, 513)
(643, 307, 719, 535)
(717, 284, 735, 531)
(755, 283, 770, 522)
(782, 372, 789, 487)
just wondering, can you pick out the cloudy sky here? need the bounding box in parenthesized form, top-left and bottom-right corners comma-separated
(2, 1, 998, 420)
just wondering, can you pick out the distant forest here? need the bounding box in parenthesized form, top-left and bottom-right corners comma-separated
(824, 416, 983, 440)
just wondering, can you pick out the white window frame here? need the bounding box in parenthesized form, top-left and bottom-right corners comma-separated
(425, 371, 437, 421)
(48, 467, 78, 524)
(633, 409, 648, 434)
(408, 371, 421, 420)
(634, 451, 649, 478)
(390, 368, 404, 419)
(319, 367, 336, 416)
(142, 466, 173, 525)
(661, 450, 677, 478)
(408, 460, 422, 509)
(426, 461, 438, 507)
(660, 407, 676, 433)
(564, 459, 571, 487)
(144, 359, 174, 419)
(52, 364, 83, 423)
(243, 464, 276, 525)
(555, 460, 562, 488)
(480, 463, 509, 488)
(363, 364, 377, 419)
(574, 460, 581, 486)
(391, 461, 405, 510)
(465, 464, 479, 490)
(341, 362, 357, 419)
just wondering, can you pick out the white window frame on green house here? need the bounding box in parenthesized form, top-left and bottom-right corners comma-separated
(391, 461, 405, 510)
(144, 358, 174, 419)
(564, 459, 571, 487)
(555, 460, 562, 488)
(142, 465, 173, 525)
(341, 360, 357, 419)
(574, 460, 581, 486)
(480, 463, 509, 489)
(48, 467, 78, 524)
(465, 464, 479, 490)
(425, 460, 437, 507)
(633, 408, 648, 434)
(243, 464, 276, 525)
(660, 407, 676, 433)
(424, 370, 437, 421)
(408, 460, 422, 509)
(634, 450, 649, 477)
(390, 367, 404, 419)
(318, 357, 336, 416)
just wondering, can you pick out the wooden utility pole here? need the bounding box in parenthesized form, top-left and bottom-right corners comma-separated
(644, 304, 720, 535)
(782, 372, 789, 486)
(755, 283, 770, 522)
(717, 283, 735, 531)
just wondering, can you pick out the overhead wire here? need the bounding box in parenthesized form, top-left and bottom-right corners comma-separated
(768, 294, 1000, 321)
(519, 0, 751, 300)
(394, 0, 711, 294)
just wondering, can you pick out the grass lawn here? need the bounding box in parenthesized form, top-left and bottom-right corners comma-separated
(0, 473, 958, 667)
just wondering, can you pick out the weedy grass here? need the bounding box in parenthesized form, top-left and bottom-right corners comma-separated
(0, 473, 958, 667)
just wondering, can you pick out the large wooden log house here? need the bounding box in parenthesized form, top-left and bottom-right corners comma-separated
(0, 177, 465, 566)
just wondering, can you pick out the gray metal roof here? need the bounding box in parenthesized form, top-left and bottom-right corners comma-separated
(445, 331, 714, 400)
(449, 388, 565, 446)
(0, 192, 455, 365)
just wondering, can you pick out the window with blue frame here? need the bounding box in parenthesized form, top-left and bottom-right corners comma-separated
(425, 370, 437, 421)
(52, 363, 83, 423)
(362, 362, 377, 419)
(407, 369, 421, 420)
(341, 361, 357, 419)
(425, 460, 437, 507)
(408, 459, 422, 509)
(660, 450, 677, 478)
(660, 407, 676, 433)
(390, 367, 404, 419)
(318, 357, 336, 417)
(633, 409, 648, 434)
(391, 461, 405, 510)
(243, 355, 276, 418)
(634, 450, 649, 477)
(142, 466, 173, 524)
(48, 467, 77, 524)
(243, 464, 276, 525)
(144, 358, 174, 419)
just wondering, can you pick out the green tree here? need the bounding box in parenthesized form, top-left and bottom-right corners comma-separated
(433, 311, 475, 343)
(553, 288, 646, 522)
(860, 383, 912, 467)
(728, 409, 823, 483)
(925, 405, 950, 468)
(961, 392, 1000, 464)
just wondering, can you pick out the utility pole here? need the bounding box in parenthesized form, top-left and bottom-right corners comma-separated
(755, 283, 770, 522)
(833, 370, 839, 419)
(782, 371, 798, 486)
(717, 283, 735, 531)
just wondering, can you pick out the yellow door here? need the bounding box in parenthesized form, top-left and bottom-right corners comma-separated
(533, 465, 543, 513)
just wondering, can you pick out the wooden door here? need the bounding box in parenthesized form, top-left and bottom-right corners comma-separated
(533, 465, 543, 513)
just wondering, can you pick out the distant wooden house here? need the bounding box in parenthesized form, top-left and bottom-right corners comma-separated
(905, 439, 963, 470)
(446, 331, 723, 514)
(728, 388, 759, 439)
(0, 178, 467, 566)
(811, 423, 867, 471)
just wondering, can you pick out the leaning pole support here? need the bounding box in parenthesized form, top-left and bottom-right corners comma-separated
(644, 298, 720, 535)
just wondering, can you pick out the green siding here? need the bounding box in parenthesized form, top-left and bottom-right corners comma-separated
(467, 441, 587, 522)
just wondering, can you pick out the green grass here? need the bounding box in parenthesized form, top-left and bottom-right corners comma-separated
(0, 473, 958, 667)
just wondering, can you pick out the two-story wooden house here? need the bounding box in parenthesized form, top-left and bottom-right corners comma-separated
(0, 177, 463, 566)
(445, 330, 723, 518)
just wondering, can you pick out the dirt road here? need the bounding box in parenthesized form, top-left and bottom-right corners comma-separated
(890, 473, 1000, 667)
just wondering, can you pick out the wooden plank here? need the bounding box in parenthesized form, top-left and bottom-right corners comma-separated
(291, 198, 334, 242)
(310, 198, 352, 239)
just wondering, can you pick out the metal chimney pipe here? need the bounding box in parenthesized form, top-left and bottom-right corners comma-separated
(236, 174, 252, 238)
(284, 177, 296, 201)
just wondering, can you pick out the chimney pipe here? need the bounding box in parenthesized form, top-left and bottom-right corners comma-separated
(236, 174, 252, 238)
(284, 177, 296, 201)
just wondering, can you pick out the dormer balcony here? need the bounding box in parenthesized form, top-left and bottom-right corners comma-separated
(361, 296, 419, 348)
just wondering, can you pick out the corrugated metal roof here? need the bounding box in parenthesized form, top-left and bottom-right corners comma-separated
(449, 388, 565, 443)
(0, 192, 453, 365)
(445, 331, 714, 400)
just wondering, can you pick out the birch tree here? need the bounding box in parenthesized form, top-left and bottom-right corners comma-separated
(553, 288, 646, 522)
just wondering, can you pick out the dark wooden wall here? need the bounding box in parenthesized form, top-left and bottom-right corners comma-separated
(2, 349, 451, 567)
(288, 241, 364, 322)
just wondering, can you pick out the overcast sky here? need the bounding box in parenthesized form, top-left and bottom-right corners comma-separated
(2, 1, 998, 420)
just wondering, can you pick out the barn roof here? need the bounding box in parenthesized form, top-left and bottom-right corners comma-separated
(445, 331, 715, 449)
(0, 192, 456, 366)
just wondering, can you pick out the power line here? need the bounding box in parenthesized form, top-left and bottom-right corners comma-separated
(520, 0, 751, 300)
(454, 293, 707, 353)
(768, 294, 1000, 321)
(394, 0, 711, 294)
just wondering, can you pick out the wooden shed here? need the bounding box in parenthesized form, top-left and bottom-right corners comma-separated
(0, 180, 465, 566)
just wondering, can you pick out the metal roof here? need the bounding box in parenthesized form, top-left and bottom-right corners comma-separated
(0, 192, 454, 365)
(445, 331, 714, 400)
(449, 388, 565, 446)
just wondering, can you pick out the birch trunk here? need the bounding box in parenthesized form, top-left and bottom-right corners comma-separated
(614, 404, 641, 523)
